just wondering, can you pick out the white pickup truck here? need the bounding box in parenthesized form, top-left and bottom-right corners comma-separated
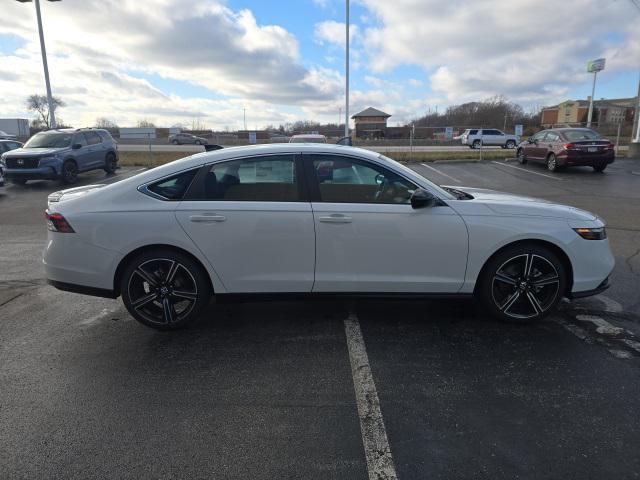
(460, 128, 520, 149)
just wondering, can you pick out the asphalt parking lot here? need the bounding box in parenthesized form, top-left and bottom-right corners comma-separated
(1, 159, 639, 479)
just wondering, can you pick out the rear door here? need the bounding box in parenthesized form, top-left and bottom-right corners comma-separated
(482, 129, 502, 146)
(175, 154, 315, 293)
(84, 131, 106, 168)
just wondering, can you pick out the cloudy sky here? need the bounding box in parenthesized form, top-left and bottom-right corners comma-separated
(0, 0, 638, 129)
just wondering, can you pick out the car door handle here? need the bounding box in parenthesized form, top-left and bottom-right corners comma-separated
(189, 214, 226, 223)
(318, 214, 352, 223)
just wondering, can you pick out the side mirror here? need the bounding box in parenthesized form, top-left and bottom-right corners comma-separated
(410, 188, 437, 209)
(72, 143, 82, 150)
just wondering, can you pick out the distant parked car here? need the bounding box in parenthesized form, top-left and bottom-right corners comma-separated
(517, 128, 614, 173)
(289, 134, 327, 143)
(169, 133, 208, 145)
(1, 128, 118, 185)
(0, 139, 24, 153)
(460, 129, 520, 149)
(0, 130, 18, 140)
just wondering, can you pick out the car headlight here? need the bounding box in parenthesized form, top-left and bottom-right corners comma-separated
(574, 227, 607, 240)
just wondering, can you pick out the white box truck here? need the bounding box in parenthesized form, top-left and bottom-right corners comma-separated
(0, 119, 30, 138)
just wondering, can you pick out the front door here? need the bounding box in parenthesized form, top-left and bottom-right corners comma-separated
(175, 154, 315, 293)
(304, 154, 468, 293)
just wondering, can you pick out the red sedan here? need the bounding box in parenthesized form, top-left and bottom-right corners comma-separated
(517, 128, 615, 172)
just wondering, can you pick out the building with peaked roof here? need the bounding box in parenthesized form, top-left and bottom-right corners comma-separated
(352, 107, 391, 138)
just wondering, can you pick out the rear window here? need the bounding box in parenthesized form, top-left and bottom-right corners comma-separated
(563, 129, 601, 141)
(147, 168, 199, 200)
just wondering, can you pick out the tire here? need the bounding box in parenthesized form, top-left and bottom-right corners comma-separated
(472, 140, 482, 149)
(517, 148, 527, 164)
(103, 152, 117, 174)
(505, 140, 516, 149)
(171, 140, 179, 145)
(196, 140, 203, 145)
(478, 244, 566, 323)
(120, 248, 212, 330)
(11, 178, 27, 185)
(593, 163, 607, 173)
(61, 160, 78, 184)
(546, 154, 558, 172)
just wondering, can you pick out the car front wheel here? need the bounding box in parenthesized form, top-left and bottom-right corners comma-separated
(478, 244, 566, 323)
(517, 148, 527, 164)
(120, 249, 212, 330)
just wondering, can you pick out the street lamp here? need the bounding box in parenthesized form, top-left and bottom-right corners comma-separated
(344, 0, 350, 138)
(16, 0, 61, 129)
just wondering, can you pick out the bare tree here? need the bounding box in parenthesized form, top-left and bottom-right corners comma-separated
(94, 117, 119, 129)
(26, 94, 65, 129)
(136, 119, 156, 128)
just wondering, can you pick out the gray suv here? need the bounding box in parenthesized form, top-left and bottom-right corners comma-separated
(0, 128, 118, 185)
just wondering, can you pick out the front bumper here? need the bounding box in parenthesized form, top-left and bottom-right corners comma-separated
(5, 166, 59, 180)
(567, 276, 610, 299)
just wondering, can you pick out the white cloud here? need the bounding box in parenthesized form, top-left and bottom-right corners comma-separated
(359, 0, 640, 105)
(0, 0, 343, 128)
(314, 21, 359, 49)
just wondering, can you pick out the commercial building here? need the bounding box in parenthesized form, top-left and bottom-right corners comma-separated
(541, 97, 637, 127)
(351, 107, 391, 139)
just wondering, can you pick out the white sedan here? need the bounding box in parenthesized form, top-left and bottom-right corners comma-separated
(44, 144, 614, 330)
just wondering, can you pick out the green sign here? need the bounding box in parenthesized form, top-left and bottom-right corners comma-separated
(587, 58, 605, 73)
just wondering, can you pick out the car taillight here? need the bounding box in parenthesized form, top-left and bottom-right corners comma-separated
(45, 210, 75, 233)
(604, 143, 614, 150)
(563, 143, 577, 150)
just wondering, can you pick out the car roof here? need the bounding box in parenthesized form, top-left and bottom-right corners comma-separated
(0, 139, 21, 143)
(291, 134, 326, 138)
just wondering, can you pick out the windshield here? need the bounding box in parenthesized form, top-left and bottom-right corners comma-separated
(377, 154, 456, 200)
(563, 129, 601, 141)
(24, 132, 73, 148)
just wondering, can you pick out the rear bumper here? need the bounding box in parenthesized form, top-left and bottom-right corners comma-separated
(557, 151, 615, 166)
(5, 166, 59, 180)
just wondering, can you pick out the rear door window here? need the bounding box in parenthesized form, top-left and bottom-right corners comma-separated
(85, 132, 103, 145)
(193, 155, 300, 202)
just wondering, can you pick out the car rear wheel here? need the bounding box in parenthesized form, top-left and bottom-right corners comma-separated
(103, 152, 117, 174)
(517, 148, 527, 164)
(61, 160, 78, 184)
(505, 140, 516, 149)
(593, 163, 607, 173)
(120, 249, 212, 330)
(478, 244, 566, 323)
(472, 140, 481, 149)
(171, 140, 179, 145)
(546, 154, 559, 172)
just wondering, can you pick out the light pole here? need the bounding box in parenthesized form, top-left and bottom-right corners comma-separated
(586, 58, 605, 128)
(17, 0, 60, 129)
(344, 0, 350, 138)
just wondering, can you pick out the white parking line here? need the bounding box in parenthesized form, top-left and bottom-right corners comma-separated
(575, 314, 624, 336)
(344, 311, 397, 480)
(420, 163, 461, 184)
(597, 295, 623, 313)
(490, 161, 563, 181)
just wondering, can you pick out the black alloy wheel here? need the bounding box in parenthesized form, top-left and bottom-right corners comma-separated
(61, 160, 78, 184)
(479, 245, 566, 322)
(104, 153, 117, 174)
(517, 149, 527, 164)
(121, 250, 211, 330)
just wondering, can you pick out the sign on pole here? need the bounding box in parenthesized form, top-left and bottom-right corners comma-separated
(587, 58, 605, 73)
(444, 127, 453, 140)
(514, 124, 523, 137)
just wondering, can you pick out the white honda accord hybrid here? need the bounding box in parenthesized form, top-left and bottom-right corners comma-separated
(44, 144, 614, 330)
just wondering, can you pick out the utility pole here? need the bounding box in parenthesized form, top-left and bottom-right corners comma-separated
(633, 71, 640, 142)
(17, 0, 60, 128)
(243, 108, 247, 131)
(344, 0, 350, 138)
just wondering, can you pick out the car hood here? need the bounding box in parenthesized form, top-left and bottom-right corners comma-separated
(446, 186, 598, 221)
(4, 147, 67, 157)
